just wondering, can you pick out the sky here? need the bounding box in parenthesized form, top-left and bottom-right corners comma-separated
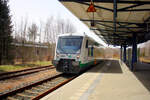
(9, 0, 106, 46)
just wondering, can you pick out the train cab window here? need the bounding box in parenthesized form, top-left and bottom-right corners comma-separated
(86, 40, 88, 48)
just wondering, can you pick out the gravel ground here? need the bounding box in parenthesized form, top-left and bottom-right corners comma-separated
(3, 75, 71, 100)
(0, 68, 60, 95)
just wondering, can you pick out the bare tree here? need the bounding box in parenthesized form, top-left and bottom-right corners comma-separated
(13, 17, 29, 63)
(28, 23, 38, 43)
(57, 18, 76, 34)
(14, 17, 28, 43)
(39, 20, 43, 43)
(57, 18, 65, 34)
(44, 17, 55, 58)
(65, 19, 76, 33)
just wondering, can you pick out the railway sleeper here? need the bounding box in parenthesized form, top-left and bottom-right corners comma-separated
(11, 94, 30, 100)
(7, 97, 18, 100)
(25, 90, 39, 94)
(17, 93, 34, 97)
(22, 91, 38, 96)
(31, 87, 45, 92)
(37, 85, 50, 89)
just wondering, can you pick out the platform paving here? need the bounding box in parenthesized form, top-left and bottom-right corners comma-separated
(41, 60, 150, 100)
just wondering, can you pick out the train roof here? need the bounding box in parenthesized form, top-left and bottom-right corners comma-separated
(57, 33, 85, 37)
(58, 33, 104, 46)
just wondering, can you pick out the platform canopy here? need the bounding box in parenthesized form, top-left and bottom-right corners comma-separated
(59, 0, 150, 46)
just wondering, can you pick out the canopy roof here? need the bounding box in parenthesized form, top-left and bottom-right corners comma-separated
(59, 0, 150, 46)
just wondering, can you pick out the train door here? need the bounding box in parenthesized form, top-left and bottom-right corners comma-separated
(83, 39, 89, 64)
(87, 41, 94, 62)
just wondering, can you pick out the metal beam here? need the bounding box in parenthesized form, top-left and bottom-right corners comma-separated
(117, 26, 144, 29)
(90, 28, 133, 33)
(96, 31, 129, 36)
(118, 4, 145, 11)
(144, 16, 150, 22)
(113, 0, 117, 32)
(76, 1, 113, 12)
(117, 23, 135, 34)
(97, 22, 114, 29)
(59, 0, 150, 4)
(118, 9, 150, 12)
(99, 35, 128, 40)
(102, 37, 127, 41)
(80, 19, 142, 25)
(96, 22, 144, 29)
(99, 32, 126, 37)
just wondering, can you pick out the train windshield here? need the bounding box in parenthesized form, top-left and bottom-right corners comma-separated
(57, 36, 83, 54)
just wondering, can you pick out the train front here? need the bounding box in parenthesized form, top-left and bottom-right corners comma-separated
(52, 35, 83, 74)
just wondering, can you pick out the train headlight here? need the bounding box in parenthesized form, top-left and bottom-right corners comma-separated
(72, 61, 79, 67)
(56, 54, 60, 57)
(76, 55, 80, 59)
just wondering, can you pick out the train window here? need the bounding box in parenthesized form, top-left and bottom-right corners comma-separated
(91, 46, 94, 56)
(86, 40, 88, 48)
(88, 47, 90, 56)
(57, 36, 83, 54)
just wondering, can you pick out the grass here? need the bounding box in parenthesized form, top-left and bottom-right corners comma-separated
(32, 61, 52, 66)
(0, 61, 52, 72)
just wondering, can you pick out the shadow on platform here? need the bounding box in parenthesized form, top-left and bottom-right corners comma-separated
(88, 59, 123, 73)
(134, 62, 150, 71)
(133, 62, 150, 92)
(88, 59, 150, 92)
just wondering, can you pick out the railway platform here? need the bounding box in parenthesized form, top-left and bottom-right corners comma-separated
(41, 59, 150, 100)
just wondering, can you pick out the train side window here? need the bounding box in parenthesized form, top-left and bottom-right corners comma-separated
(86, 40, 88, 48)
(88, 47, 91, 56)
(91, 46, 93, 56)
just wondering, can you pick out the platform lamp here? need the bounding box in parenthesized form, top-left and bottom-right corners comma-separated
(87, 0, 96, 27)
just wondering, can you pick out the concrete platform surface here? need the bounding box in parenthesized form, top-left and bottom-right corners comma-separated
(41, 60, 150, 100)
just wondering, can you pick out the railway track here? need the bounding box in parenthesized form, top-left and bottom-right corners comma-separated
(0, 65, 55, 81)
(0, 73, 76, 100)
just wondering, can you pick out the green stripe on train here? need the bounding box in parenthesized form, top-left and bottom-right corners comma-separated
(79, 61, 94, 68)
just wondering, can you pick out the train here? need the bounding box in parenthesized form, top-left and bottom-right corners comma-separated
(52, 33, 103, 74)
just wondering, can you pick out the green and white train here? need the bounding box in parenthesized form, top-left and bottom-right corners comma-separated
(52, 33, 103, 74)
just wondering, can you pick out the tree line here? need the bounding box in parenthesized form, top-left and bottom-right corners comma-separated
(0, 0, 13, 64)
(0, 0, 76, 64)
(14, 16, 76, 44)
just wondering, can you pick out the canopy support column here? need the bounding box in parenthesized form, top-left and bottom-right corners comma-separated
(113, 0, 117, 32)
(131, 33, 137, 71)
(120, 45, 123, 61)
(123, 45, 127, 62)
